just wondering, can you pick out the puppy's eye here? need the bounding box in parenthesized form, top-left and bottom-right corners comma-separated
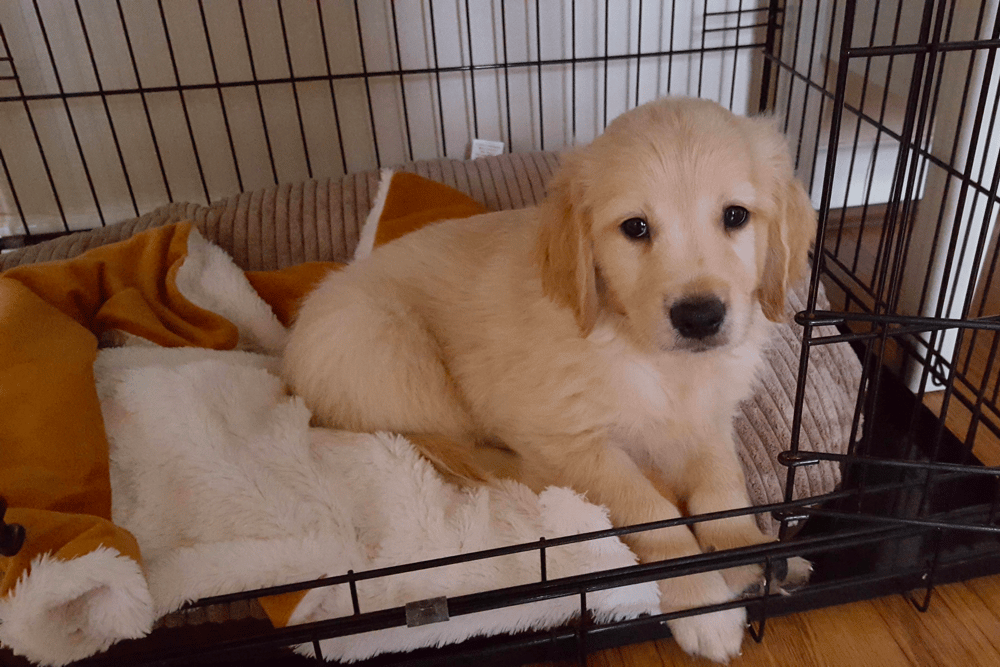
(620, 217, 650, 240)
(723, 205, 749, 230)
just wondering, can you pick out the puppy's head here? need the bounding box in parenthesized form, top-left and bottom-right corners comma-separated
(537, 97, 815, 352)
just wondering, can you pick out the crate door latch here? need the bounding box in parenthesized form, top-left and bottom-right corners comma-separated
(405, 596, 449, 627)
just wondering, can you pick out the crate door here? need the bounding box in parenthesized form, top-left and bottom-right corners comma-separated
(896, 0, 1000, 394)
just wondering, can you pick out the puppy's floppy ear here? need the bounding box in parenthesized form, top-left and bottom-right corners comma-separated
(537, 153, 599, 334)
(759, 178, 815, 321)
(750, 118, 817, 322)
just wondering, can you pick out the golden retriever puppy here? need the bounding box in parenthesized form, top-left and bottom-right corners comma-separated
(283, 97, 816, 662)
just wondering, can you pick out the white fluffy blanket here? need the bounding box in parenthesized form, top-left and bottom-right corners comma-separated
(95, 347, 658, 661)
(79, 232, 658, 663)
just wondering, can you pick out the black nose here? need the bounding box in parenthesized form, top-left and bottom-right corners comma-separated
(669, 297, 726, 339)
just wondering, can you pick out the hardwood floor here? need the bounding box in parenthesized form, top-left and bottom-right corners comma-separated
(534, 575, 1000, 666)
(533, 209, 1000, 666)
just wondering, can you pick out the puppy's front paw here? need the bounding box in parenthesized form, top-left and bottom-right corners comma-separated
(668, 606, 746, 664)
(697, 523, 813, 598)
(658, 570, 744, 663)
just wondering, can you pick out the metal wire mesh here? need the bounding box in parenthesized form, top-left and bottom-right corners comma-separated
(2, 1, 1000, 665)
(0, 0, 760, 242)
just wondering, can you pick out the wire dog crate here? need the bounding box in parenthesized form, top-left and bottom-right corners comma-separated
(2, 0, 1000, 665)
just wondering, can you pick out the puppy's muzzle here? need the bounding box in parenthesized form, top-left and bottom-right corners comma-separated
(669, 296, 726, 340)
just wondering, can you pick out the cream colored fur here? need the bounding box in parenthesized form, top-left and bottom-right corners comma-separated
(283, 97, 817, 663)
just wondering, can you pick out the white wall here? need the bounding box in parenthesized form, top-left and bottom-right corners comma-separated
(0, 0, 760, 237)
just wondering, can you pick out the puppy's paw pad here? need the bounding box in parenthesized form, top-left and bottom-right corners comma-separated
(668, 606, 745, 664)
(739, 556, 812, 596)
(737, 579, 765, 599)
(775, 556, 812, 592)
(732, 556, 813, 598)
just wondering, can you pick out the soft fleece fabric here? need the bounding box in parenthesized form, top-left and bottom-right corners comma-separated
(95, 344, 656, 662)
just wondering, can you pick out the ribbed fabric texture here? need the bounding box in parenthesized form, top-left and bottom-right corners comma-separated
(737, 285, 860, 535)
(2, 152, 560, 272)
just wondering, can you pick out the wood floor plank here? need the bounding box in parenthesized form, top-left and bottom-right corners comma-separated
(869, 584, 1000, 667)
(747, 600, 914, 667)
(532, 597, 924, 667)
(936, 581, 1000, 654)
(965, 574, 1000, 621)
(530, 578, 1000, 667)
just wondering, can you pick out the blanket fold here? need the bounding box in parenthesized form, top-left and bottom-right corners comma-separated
(1, 223, 237, 350)
(0, 223, 224, 665)
(0, 222, 320, 665)
(0, 279, 144, 600)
